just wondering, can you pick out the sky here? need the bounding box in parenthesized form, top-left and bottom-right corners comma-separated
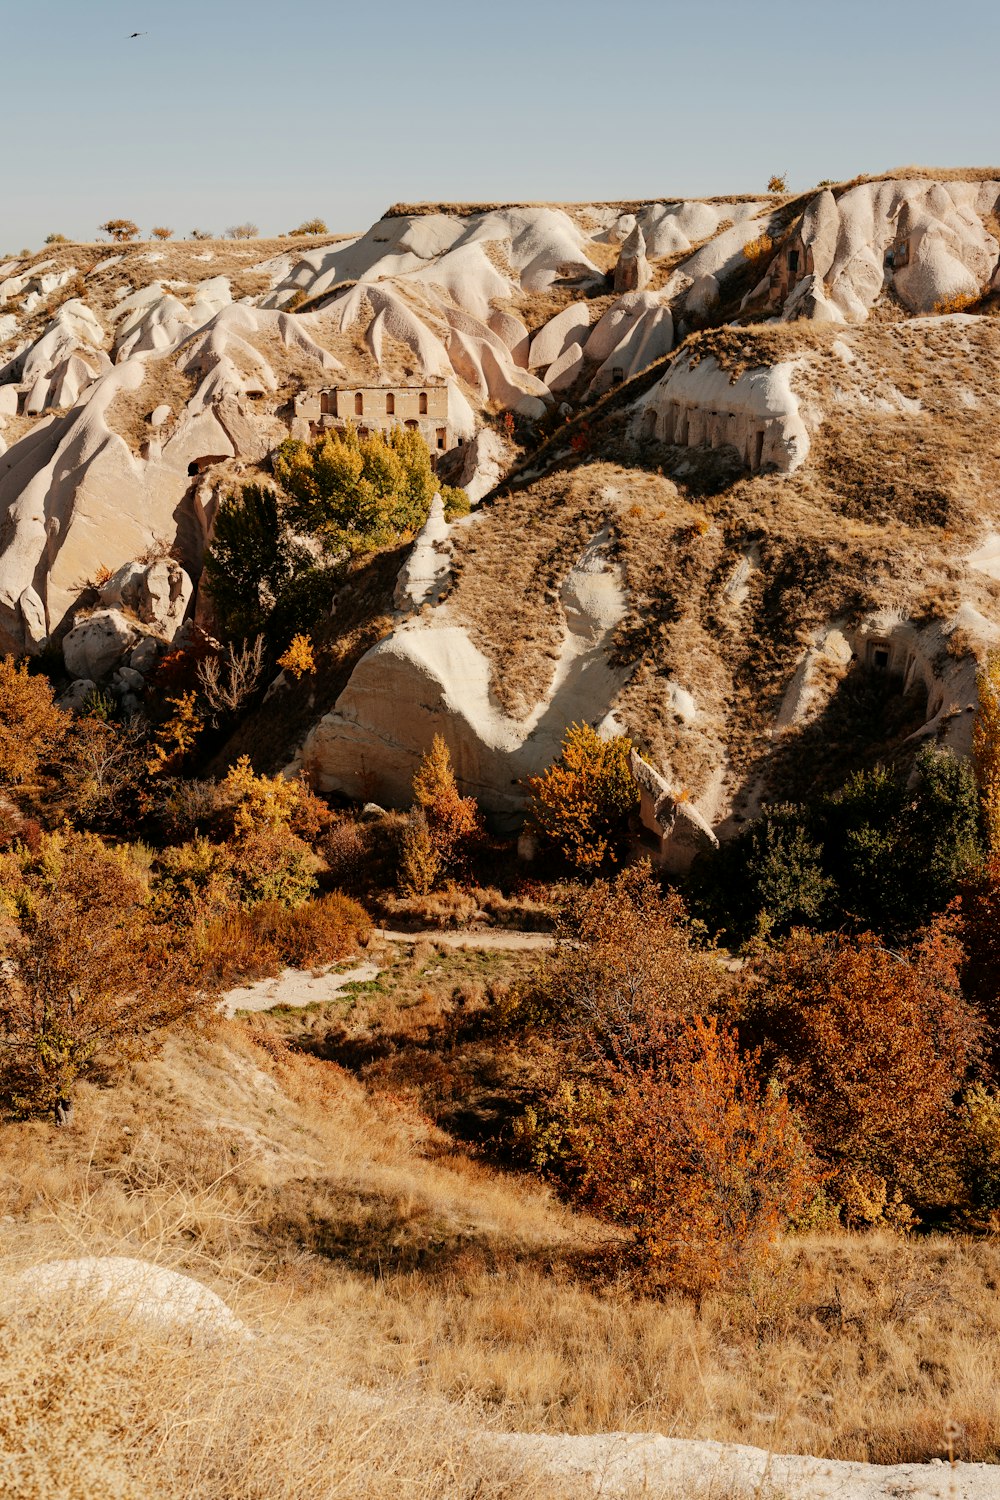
(2, 0, 998, 250)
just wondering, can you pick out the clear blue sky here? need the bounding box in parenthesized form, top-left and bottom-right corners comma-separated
(2, 0, 998, 250)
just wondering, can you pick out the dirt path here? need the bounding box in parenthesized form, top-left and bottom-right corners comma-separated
(222, 962, 380, 1017)
(374, 927, 558, 952)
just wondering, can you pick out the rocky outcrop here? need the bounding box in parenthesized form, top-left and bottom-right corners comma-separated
(302, 529, 630, 822)
(613, 224, 652, 293)
(637, 353, 811, 472)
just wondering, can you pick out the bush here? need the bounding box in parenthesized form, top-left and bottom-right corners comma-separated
(526, 722, 637, 871)
(251, 893, 370, 968)
(0, 831, 206, 1118)
(582, 1016, 817, 1299)
(688, 804, 831, 945)
(745, 923, 980, 1216)
(690, 747, 983, 944)
(289, 218, 328, 235)
(541, 864, 729, 1054)
(0, 657, 68, 798)
(151, 226, 174, 241)
(98, 218, 139, 242)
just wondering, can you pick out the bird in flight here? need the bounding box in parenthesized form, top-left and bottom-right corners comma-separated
(128, 31, 147, 38)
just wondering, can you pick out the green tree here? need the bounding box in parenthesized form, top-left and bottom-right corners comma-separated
(273, 426, 467, 556)
(203, 484, 313, 638)
(688, 804, 831, 945)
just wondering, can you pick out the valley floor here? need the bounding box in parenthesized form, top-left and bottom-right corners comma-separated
(2, 946, 1000, 1497)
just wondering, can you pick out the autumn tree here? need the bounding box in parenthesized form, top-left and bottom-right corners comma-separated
(411, 735, 482, 873)
(745, 924, 980, 1218)
(289, 218, 328, 235)
(150, 226, 174, 241)
(526, 722, 638, 871)
(542, 864, 730, 1059)
(582, 1016, 817, 1298)
(272, 426, 468, 557)
(0, 657, 69, 798)
(98, 218, 139, 242)
(0, 832, 207, 1121)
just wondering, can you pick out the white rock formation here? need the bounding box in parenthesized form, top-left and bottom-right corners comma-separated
(637, 353, 810, 471)
(303, 530, 629, 820)
(14, 1257, 249, 1340)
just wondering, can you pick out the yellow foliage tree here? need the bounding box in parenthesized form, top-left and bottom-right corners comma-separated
(526, 723, 638, 871)
(148, 691, 202, 772)
(278, 633, 316, 679)
(403, 735, 482, 888)
(222, 755, 302, 835)
(974, 650, 1000, 853)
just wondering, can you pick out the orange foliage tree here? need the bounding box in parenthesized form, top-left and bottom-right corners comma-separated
(583, 1016, 817, 1298)
(745, 925, 980, 1218)
(543, 864, 730, 1059)
(0, 657, 69, 797)
(526, 722, 638, 871)
(0, 832, 208, 1121)
(401, 735, 482, 893)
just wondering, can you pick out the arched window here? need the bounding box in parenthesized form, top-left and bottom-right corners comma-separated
(419, 392, 428, 415)
(386, 392, 395, 415)
(355, 392, 363, 416)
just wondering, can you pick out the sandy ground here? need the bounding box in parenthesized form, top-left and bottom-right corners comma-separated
(374, 927, 558, 952)
(496, 1429, 994, 1499)
(221, 962, 380, 1016)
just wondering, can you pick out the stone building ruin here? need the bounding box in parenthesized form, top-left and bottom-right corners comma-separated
(292, 383, 458, 463)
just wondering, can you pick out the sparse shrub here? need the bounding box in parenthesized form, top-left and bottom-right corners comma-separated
(278, 633, 315, 679)
(742, 231, 775, 268)
(767, 173, 788, 193)
(148, 690, 203, 772)
(151, 226, 174, 241)
(44, 233, 68, 245)
(190, 228, 213, 241)
(526, 722, 638, 872)
(289, 218, 328, 235)
(957, 1084, 1000, 1218)
(226, 222, 259, 240)
(98, 218, 140, 242)
(933, 291, 980, 315)
(196, 635, 267, 722)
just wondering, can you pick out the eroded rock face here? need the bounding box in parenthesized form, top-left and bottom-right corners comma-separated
(99, 558, 192, 638)
(637, 354, 811, 472)
(302, 529, 629, 822)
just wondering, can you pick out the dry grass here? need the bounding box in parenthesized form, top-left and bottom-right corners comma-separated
(384, 196, 776, 219)
(105, 355, 197, 453)
(2, 1019, 1000, 1488)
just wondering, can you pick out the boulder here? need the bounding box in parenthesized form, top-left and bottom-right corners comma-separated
(0, 385, 18, 417)
(99, 558, 192, 638)
(150, 403, 171, 427)
(62, 609, 140, 679)
(58, 678, 96, 713)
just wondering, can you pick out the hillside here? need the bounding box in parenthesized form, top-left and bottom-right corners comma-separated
(1, 172, 1000, 845)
